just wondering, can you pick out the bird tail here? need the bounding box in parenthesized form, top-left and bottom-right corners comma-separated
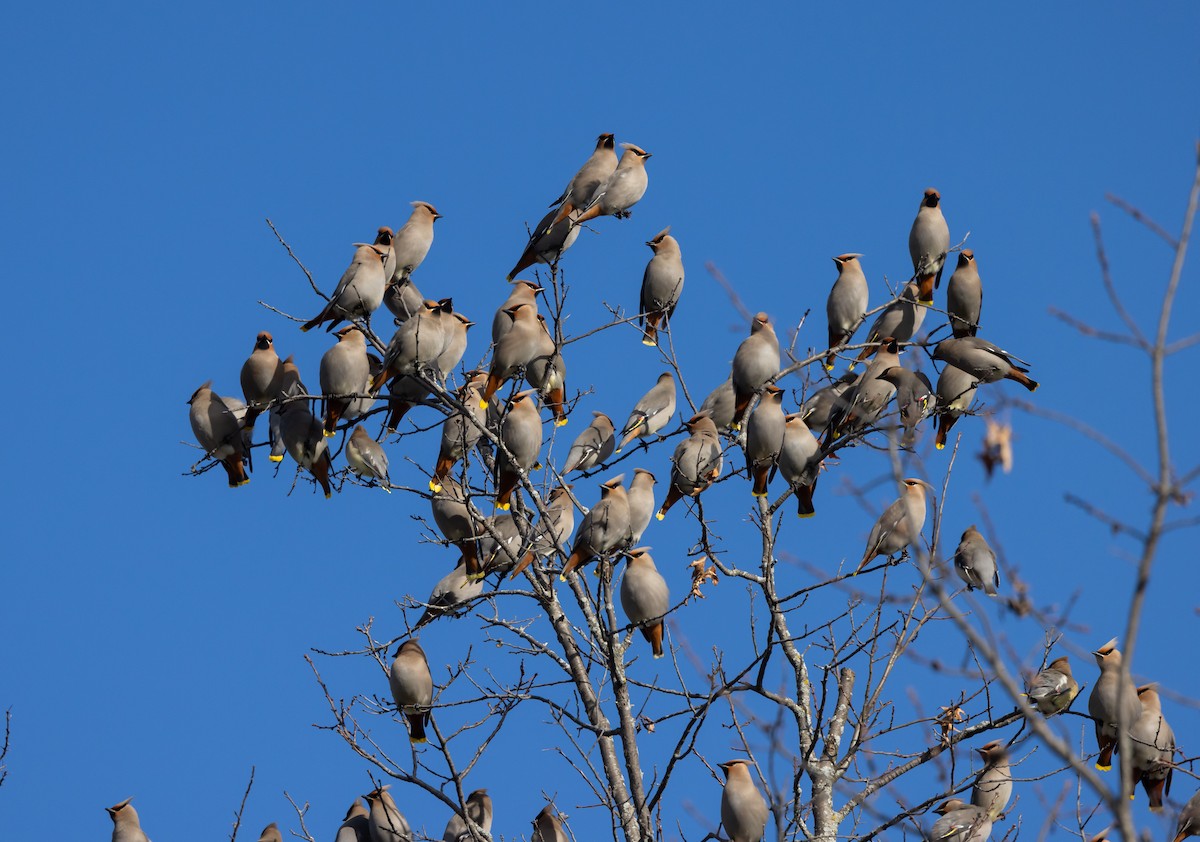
(1007, 370, 1039, 392)
(311, 453, 333, 499)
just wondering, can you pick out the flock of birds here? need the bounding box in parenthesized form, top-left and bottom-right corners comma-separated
(176, 133, 1194, 842)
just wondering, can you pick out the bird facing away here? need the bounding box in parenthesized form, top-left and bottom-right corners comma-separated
(372, 299, 455, 390)
(415, 560, 485, 630)
(365, 785, 412, 842)
(639, 226, 685, 346)
(618, 372, 677, 451)
(561, 411, 615, 474)
(561, 475, 633, 578)
(495, 390, 544, 510)
(107, 797, 151, 842)
(745, 384, 786, 497)
(335, 799, 370, 842)
(1126, 683, 1175, 810)
(491, 280, 542, 344)
(719, 759, 769, 842)
(656, 412, 724, 520)
(701, 377, 737, 432)
(188, 381, 249, 488)
(301, 242, 389, 333)
(346, 426, 390, 490)
(875, 365, 934, 447)
(509, 484, 576, 579)
(431, 478, 485, 581)
(934, 364, 979, 450)
(854, 282, 925, 364)
(731, 312, 781, 430)
(277, 398, 333, 499)
(574, 142, 651, 224)
(855, 478, 932, 573)
(441, 789, 493, 842)
(1087, 637, 1143, 771)
(239, 330, 284, 428)
(1174, 790, 1200, 842)
(779, 412, 820, 517)
(830, 338, 900, 438)
(481, 302, 555, 409)
(430, 373, 489, 491)
(947, 249, 983, 337)
(825, 253, 868, 369)
(319, 325, 371, 436)
(549, 132, 618, 225)
(953, 525, 999, 595)
(1027, 656, 1080, 716)
(507, 207, 582, 280)
(933, 337, 1039, 392)
(524, 325, 569, 426)
(389, 200, 442, 285)
(531, 805, 570, 842)
(257, 823, 282, 842)
(971, 740, 1012, 819)
(908, 187, 951, 302)
(930, 798, 992, 842)
(799, 372, 857, 436)
(389, 639, 434, 744)
(619, 547, 670, 658)
(627, 468, 658, 542)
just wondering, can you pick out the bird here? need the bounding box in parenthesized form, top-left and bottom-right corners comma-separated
(301, 243, 389, 333)
(365, 785, 412, 842)
(825, 253, 869, 369)
(526, 316, 569, 426)
(947, 249, 983, 337)
(952, 525, 999, 595)
(480, 303, 555, 409)
(656, 412, 724, 520)
(477, 512, 524, 574)
(1088, 637, 1143, 771)
(731, 312, 781, 430)
(389, 639, 434, 744)
(257, 823, 282, 842)
(779, 412, 820, 517)
(347, 426, 390, 490)
(618, 372, 677, 451)
(619, 547, 670, 658)
(107, 797, 151, 842)
(701, 378, 738, 432)
(853, 282, 925, 364)
(495, 390, 543, 510)
(383, 274, 425, 324)
(267, 354, 307, 462)
(371, 299, 454, 391)
(319, 325, 371, 436)
(561, 411, 615, 473)
(745, 384, 786, 497)
(1173, 790, 1200, 842)
(430, 373, 489, 492)
(382, 307, 474, 429)
(1026, 656, 1080, 716)
(431, 478, 486, 581)
(799, 372, 857, 437)
(277, 398, 334, 498)
(548, 132, 618, 225)
(934, 364, 979, 450)
(335, 800, 370, 842)
(415, 561, 485, 629)
(560, 475, 633, 578)
(639, 226, 685, 346)
(507, 208, 582, 281)
(929, 798, 992, 842)
(188, 381, 249, 488)
(627, 468, 658, 542)
(855, 478, 932, 573)
(875, 365, 934, 446)
(531, 805, 570, 842)
(1127, 683, 1175, 810)
(389, 201, 441, 285)
(829, 338, 900, 438)
(719, 759, 769, 842)
(573, 143, 651, 224)
(372, 226, 398, 280)
(240, 331, 284, 428)
(933, 337, 1039, 392)
(971, 740, 1012, 819)
(909, 187, 951, 303)
(491, 280, 542, 344)
(441, 789, 493, 842)
(509, 485, 576, 579)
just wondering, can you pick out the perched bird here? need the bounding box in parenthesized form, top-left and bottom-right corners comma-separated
(526, 321, 569, 427)
(573, 143, 651, 224)
(430, 373, 489, 492)
(799, 372, 857, 436)
(619, 547, 670, 658)
(431, 478, 485, 580)
(335, 799, 370, 842)
(779, 412, 820, 517)
(829, 338, 900, 438)
(934, 364, 979, 450)
(971, 740, 1012, 819)
(745, 384, 786, 497)
(107, 797, 151, 842)
(1174, 790, 1200, 842)
(383, 274, 425, 324)
(933, 337, 1039, 392)
(372, 299, 454, 391)
(561, 411, 615, 473)
(365, 785, 412, 842)
(257, 823, 282, 842)
(657, 412, 724, 520)
(909, 187, 951, 302)
(929, 798, 992, 842)
(441, 789, 493, 842)
(719, 759, 769, 842)
(1127, 683, 1175, 810)
(1088, 637, 1143, 771)
(639, 226, 685, 346)
(389, 201, 441, 285)
(618, 372, 677, 451)
(947, 249, 983, 337)
(627, 468, 658, 542)
(277, 399, 334, 498)
(825, 253, 869, 369)
(495, 390, 544, 510)
(347, 426, 390, 490)
(373, 226, 398, 281)
(700, 378, 738, 432)
(319, 325, 371, 436)
(731, 312, 780, 430)
(481, 303, 555, 408)
(509, 485, 576, 579)
(188, 381, 249, 488)
(415, 561, 485, 629)
(240, 331, 283, 428)
(855, 478, 932, 573)
(531, 805, 570, 842)
(952, 525, 999, 595)
(876, 365, 934, 446)
(507, 208, 582, 280)
(1027, 656, 1080, 716)
(389, 639, 434, 744)
(491, 280, 542, 344)
(549, 132, 618, 225)
(301, 243, 389, 332)
(561, 475, 633, 578)
(267, 354, 307, 462)
(853, 282, 925, 364)
(477, 512, 523, 574)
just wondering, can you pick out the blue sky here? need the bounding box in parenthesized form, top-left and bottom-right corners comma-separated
(2, 3, 1198, 840)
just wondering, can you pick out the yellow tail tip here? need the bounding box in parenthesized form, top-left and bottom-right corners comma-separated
(752, 490, 767, 498)
(1130, 794, 1136, 800)
(533, 461, 543, 470)
(554, 417, 569, 427)
(268, 455, 284, 463)
(655, 512, 666, 521)
(411, 737, 428, 745)
(479, 399, 489, 409)
(935, 442, 946, 450)
(428, 481, 442, 493)
(653, 652, 665, 659)
(323, 430, 335, 438)
(324, 492, 332, 499)
(558, 574, 568, 582)
(642, 338, 657, 347)
(823, 363, 834, 371)
(847, 363, 857, 372)
(1096, 763, 1111, 771)
(799, 512, 815, 519)
(919, 298, 933, 306)
(496, 502, 510, 511)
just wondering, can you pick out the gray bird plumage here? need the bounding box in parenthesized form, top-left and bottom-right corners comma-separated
(365, 785, 412, 842)
(1174, 790, 1200, 842)
(531, 805, 570, 842)
(415, 561, 485, 629)
(441, 789, 493, 842)
(620, 547, 670, 658)
(971, 740, 1012, 819)
(825, 253, 868, 369)
(952, 525, 999, 595)
(745, 384, 786, 497)
(627, 469, 658, 542)
(495, 390, 544, 510)
(562, 411, 615, 473)
(719, 759, 768, 842)
(575, 143, 651, 223)
(509, 485, 576, 579)
(700, 377, 737, 432)
(1126, 684, 1175, 810)
(639, 226, 685, 346)
(1087, 638, 1143, 771)
(909, 187, 951, 299)
(619, 372, 677, 451)
(876, 365, 934, 446)
(389, 639, 433, 744)
(301, 243, 389, 333)
(319, 326, 371, 436)
(657, 413, 724, 520)
(934, 364, 979, 450)
(335, 800, 370, 842)
(107, 797, 151, 842)
(799, 372, 857, 436)
(855, 281, 925, 364)
(779, 412, 820, 517)
(1027, 656, 1079, 716)
(856, 478, 931, 573)
(389, 201, 441, 285)
(731, 312, 780, 429)
(947, 249, 983, 337)
(347, 425, 390, 490)
(561, 475, 633, 578)
(188, 381, 249, 488)
(930, 798, 992, 842)
(933, 337, 1039, 392)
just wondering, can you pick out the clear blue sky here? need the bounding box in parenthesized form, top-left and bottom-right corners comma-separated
(2, 3, 1198, 840)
